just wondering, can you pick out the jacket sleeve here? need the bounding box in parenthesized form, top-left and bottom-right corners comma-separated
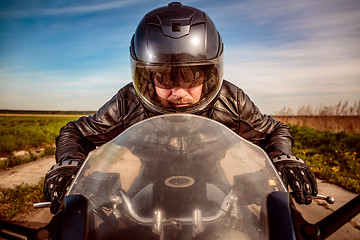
(212, 80, 293, 158)
(55, 120, 96, 163)
(237, 89, 293, 158)
(55, 83, 148, 164)
(55, 92, 124, 164)
(260, 118, 293, 158)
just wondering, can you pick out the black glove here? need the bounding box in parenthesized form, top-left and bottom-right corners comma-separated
(44, 160, 81, 214)
(272, 155, 318, 205)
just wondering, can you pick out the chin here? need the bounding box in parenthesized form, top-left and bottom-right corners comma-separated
(174, 104, 190, 108)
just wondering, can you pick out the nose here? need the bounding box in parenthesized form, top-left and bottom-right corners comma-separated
(171, 88, 188, 98)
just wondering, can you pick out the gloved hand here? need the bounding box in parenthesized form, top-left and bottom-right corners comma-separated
(272, 155, 318, 205)
(44, 160, 81, 214)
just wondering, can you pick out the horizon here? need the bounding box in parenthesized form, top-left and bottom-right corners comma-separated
(1, 0, 360, 114)
(1, 99, 359, 116)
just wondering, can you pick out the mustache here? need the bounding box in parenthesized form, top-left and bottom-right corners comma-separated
(167, 96, 193, 106)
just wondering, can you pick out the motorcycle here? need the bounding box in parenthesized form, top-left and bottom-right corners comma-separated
(1, 114, 359, 239)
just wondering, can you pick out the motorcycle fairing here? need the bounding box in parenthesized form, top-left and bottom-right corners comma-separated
(67, 114, 287, 239)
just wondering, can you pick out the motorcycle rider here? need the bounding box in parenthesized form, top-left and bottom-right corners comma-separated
(44, 2, 318, 214)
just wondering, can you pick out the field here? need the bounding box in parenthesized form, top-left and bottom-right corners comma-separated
(274, 116, 360, 193)
(0, 115, 82, 218)
(289, 124, 359, 193)
(275, 116, 360, 134)
(0, 115, 80, 156)
(0, 114, 359, 219)
(0, 115, 80, 169)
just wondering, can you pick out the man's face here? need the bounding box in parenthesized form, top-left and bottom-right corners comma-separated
(154, 79, 203, 108)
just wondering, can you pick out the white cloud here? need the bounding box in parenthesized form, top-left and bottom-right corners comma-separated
(0, 66, 131, 110)
(214, 0, 360, 113)
(0, 0, 146, 19)
(225, 43, 360, 114)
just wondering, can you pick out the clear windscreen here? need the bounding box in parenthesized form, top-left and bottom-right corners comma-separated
(67, 114, 286, 240)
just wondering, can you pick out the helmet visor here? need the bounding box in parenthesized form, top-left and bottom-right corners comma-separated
(132, 57, 223, 114)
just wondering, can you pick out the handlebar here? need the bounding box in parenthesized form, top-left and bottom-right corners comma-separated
(313, 194, 335, 204)
(33, 202, 51, 209)
(289, 192, 335, 204)
(33, 193, 335, 211)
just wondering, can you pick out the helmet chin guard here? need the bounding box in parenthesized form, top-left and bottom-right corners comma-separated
(130, 2, 224, 115)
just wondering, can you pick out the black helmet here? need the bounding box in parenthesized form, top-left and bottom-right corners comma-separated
(130, 2, 224, 115)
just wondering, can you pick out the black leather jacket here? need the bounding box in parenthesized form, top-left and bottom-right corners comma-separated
(56, 80, 293, 164)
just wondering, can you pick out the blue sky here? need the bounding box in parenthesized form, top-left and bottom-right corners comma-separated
(1, 0, 359, 114)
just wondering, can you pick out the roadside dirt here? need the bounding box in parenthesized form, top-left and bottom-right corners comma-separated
(1, 157, 359, 239)
(0, 157, 54, 188)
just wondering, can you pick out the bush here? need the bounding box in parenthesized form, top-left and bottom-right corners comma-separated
(0, 179, 45, 220)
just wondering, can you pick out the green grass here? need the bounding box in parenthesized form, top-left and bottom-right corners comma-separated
(0, 178, 45, 220)
(290, 124, 360, 194)
(0, 116, 79, 156)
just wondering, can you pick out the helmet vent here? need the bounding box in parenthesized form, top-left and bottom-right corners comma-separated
(169, 2, 182, 8)
(172, 23, 181, 32)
